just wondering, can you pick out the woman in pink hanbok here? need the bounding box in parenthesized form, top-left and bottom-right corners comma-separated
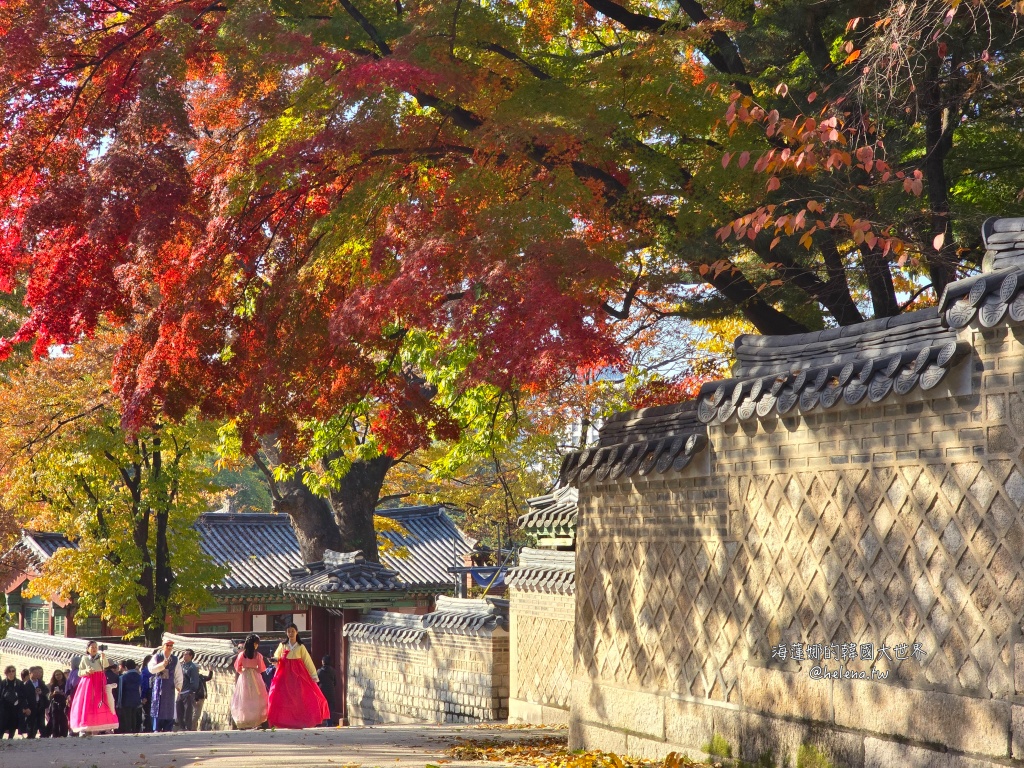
(68, 641, 119, 736)
(230, 634, 268, 729)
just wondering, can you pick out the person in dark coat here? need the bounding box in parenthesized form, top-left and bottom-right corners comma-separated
(20, 666, 49, 738)
(47, 669, 70, 737)
(117, 660, 144, 734)
(0, 665, 19, 739)
(316, 655, 337, 726)
(261, 658, 276, 692)
(193, 664, 214, 731)
(140, 654, 153, 732)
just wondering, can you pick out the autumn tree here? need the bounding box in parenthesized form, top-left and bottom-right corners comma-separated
(0, 1, 1022, 559)
(0, 337, 225, 644)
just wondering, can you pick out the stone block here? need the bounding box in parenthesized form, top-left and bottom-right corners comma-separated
(663, 698, 714, 751)
(1015, 644, 1024, 695)
(739, 711, 864, 768)
(570, 720, 627, 754)
(1013, 705, 1024, 760)
(833, 682, 1009, 758)
(625, 735, 678, 760)
(864, 737, 999, 768)
(740, 665, 832, 722)
(571, 679, 664, 740)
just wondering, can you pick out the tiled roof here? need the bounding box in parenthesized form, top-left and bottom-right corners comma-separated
(559, 217, 1024, 483)
(160, 632, 239, 667)
(377, 506, 474, 591)
(8, 507, 473, 595)
(506, 548, 575, 595)
(342, 611, 428, 647)
(195, 513, 304, 594)
(0, 629, 145, 666)
(343, 597, 509, 647)
(519, 486, 578, 532)
(559, 397, 710, 487)
(939, 217, 1024, 329)
(282, 550, 406, 605)
(0, 629, 236, 669)
(698, 308, 968, 424)
(20, 531, 75, 563)
(421, 596, 509, 634)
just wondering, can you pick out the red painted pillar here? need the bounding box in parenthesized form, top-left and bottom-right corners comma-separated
(310, 606, 328, 664)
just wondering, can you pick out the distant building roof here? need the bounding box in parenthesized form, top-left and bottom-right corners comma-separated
(6, 506, 473, 597)
(282, 550, 406, 609)
(16, 531, 76, 569)
(195, 513, 304, 596)
(343, 596, 509, 647)
(376, 506, 473, 591)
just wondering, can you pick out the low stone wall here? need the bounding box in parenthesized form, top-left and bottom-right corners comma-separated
(345, 597, 509, 724)
(506, 548, 575, 725)
(0, 629, 239, 730)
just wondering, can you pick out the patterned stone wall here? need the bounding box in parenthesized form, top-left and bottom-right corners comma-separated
(345, 600, 510, 724)
(572, 323, 1024, 767)
(346, 630, 509, 724)
(508, 589, 574, 724)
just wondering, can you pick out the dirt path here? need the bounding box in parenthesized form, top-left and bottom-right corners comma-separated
(0, 724, 560, 768)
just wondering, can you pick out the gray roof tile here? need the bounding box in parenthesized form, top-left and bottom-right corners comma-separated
(376, 506, 473, 591)
(506, 548, 575, 595)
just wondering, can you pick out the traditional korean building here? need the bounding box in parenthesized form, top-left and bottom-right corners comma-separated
(2, 505, 474, 645)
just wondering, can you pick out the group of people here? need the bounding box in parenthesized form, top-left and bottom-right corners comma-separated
(0, 639, 216, 738)
(1, 623, 333, 738)
(0, 665, 67, 739)
(229, 623, 331, 730)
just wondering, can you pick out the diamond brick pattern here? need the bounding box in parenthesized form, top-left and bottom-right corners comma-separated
(576, 330, 1024, 706)
(512, 610, 573, 708)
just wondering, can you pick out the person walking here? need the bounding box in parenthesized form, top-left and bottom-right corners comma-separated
(47, 670, 70, 738)
(193, 664, 214, 730)
(147, 638, 183, 733)
(316, 656, 337, 726)
(267, 624, 329, 729)
(230, 634, 268, 729)
(0, 666, 19, 739)
(68, 641, 119, 736)
(176, 649, 203, 731)
(117, 660, 144, 734)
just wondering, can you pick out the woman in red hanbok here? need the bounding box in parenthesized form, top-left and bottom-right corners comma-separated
(267, 624, 329, 729)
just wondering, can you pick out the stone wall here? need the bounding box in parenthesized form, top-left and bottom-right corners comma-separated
(507, 548, 576, 725)
(572, 320, 1024, 767)
(345, 598, 509, 724)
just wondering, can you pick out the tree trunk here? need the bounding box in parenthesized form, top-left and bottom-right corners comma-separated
(257, 442, 395, 566)
(273, 473, 348, 564)
(330, 455, 395, 564)
(922, 62, 958, 295)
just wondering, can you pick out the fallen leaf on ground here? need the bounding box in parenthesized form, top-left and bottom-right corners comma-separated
(443, 737, 714, 768)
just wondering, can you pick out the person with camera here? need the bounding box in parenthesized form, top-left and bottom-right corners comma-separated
(147, 637, 183, 733)
(68, 641, 119, 736)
